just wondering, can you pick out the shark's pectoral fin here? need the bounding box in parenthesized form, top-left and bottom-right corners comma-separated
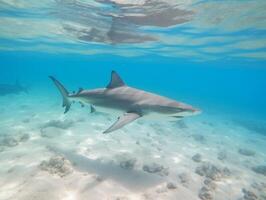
(103, 112, 141, 134)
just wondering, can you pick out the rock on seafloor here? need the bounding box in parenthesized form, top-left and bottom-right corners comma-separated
(238, 148, 256, 156)
(252, 165, 266, 176)
(142, 162, 169, 176)
(217, 151, 227, 160)
(178, 172, 190, 187)
(0, 133, 30, 147)
(250, 182, 266, 199)
(198, 186, 213, 200)
(242, 188, 258, 200)
(195, 162, 231, 181)
(166, 182, 177, 190)
(18, 133, 30, 142)
(1, 136, 18, 147)
(192, 153, 202, 162)
(203, 178, 217, 190)
(119, 158, 137, 170)
(40, 127, 65, 138)
(191, 134, 206, 143)
(41, 119, 75, 130)
(40, 155, 73, 177)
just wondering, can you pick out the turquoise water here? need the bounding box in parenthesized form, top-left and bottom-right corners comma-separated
(0, 1, 266, 200)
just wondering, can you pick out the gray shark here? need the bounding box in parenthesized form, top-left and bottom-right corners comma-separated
(49, 71, 200, 133)
(0, 80, 28, 96)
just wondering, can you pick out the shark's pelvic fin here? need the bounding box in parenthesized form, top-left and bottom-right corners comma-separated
(90, 105, 96, 113)
(49, 76, 71, 114)
(103, 112, 141, 134)
(106, 71, 125, 89)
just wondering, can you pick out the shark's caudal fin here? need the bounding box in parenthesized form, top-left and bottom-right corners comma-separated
(49, 76, 71, 113)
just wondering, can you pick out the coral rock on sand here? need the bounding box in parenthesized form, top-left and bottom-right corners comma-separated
(42, 119, 74, 130)
(199, 178, 216, 200)
(217, 151, 227, 160)
(40, 127, 65, 138)
(0, 133, 30, 148)
(192, 153, 202, 162)
(238, 148, 256, 156)
(251, 182, 266, 199)
(40, 156, 73, 177)
(242, 188, 258, 200)
(191, 134, 206, 143)
(195, 162, 231, 181)
(18, 133, 30, 142)
(252, 165, 266, 176)
(251, 181, 266, 191)
(142, 163, 169, 176)
(167, 182, 177, 190)
(222, 167, 231, 177)
(178, 172, 190, 187)
(120, 158, 137, 170)
(198, 186, 213, 200)
(93, 175, 105, 182)
(204, 178, 217, 190)
(0, 136, 19, 147)
(156, 186, 168, 193)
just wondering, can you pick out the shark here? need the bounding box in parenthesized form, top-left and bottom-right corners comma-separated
(0, 80, 28, 96)
(49, 71, 200, 133)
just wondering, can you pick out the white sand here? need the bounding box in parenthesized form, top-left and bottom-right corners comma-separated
(0, 90, 265, 200)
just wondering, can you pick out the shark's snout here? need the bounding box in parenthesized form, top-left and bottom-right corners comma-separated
(187, 107, 201, 115)
(178, 103, 201, 116)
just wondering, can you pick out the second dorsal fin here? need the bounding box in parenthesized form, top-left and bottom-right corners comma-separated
(106, 71, 125, 89)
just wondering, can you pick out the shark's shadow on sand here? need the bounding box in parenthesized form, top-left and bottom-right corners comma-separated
(49, 146, 164, 191)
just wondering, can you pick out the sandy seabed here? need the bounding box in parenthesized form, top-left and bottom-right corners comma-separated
(0, 91, 265, 200)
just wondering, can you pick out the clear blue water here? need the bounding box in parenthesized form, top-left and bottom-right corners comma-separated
(1, 1, 266, 200)
(1, 52, 266, 120)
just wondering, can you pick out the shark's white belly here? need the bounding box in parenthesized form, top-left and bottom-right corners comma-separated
(94, 105, 124, 116)
(143, 112, 182, 121)
(94, 104, 177, 121)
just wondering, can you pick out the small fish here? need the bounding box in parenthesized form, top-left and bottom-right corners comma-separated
(50, 71, 200, 133)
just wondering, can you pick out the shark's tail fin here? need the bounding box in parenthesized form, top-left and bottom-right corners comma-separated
(49, 76, 71, 113)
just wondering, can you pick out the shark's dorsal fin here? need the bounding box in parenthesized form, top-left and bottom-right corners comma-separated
(106, 71, 125, 89)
